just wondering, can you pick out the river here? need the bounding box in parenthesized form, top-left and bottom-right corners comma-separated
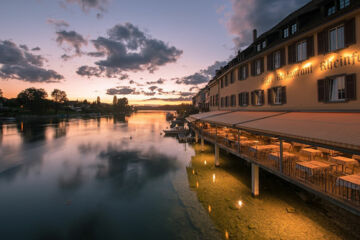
(0, 111, 358, 240)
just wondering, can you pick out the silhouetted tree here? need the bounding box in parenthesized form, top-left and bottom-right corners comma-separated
(97, 96, 101, 104)
(51, 89, 68, 103)
(17, 88, 48, 113)
(113, 96, 118, 105)
(0, 89, 3, 98)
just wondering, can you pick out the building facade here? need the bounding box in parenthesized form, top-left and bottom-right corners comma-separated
(207, 0, 360, 112)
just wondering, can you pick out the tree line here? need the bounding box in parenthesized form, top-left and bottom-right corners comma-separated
(0, 88, 133, 116)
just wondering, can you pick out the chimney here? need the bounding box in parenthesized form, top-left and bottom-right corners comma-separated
(253, 29, 257, 42)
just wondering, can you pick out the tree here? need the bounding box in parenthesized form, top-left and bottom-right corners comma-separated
(17, 88, 48, 113)
(51, 89, 68, 103)
(113, 95, 118, 105)
(0, 89, 3, 98)
(97, 96, 101, 104)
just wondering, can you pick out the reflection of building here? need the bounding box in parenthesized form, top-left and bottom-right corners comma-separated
(205, 0, 359, 112)
(189, 1, 360, 216)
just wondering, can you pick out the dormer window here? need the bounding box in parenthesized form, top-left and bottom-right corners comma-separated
(283, 28, 289, 38)
(262, 41, 266, 49)
(328, 5, 336, 15)
(339, 0, 350, 9)
(291, 24, 297, 34)
(257, 44, 261, 52)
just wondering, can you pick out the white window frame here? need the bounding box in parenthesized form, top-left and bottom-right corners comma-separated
(255, 59, 261, 75)
(291, 24, 297, 34)
(241, 93, 248, 106)
(273, 87, 282, 105)
(273, 50, 281, 69)
(328, 5, 336, 15)
(262, 41, 266, 49)
(257, 44, 261, 52)
(329, 76, 346, 102)
(255, 91, 263, 106)
(339, 0, 350, 9)
(296, 41, 307, 62)
(241, 66, 247, 80)
(283, 28, 289, 38)
(329, 25, 345, 51)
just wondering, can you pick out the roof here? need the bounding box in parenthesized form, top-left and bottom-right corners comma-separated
(189, 111, 360, 154)
(186, 111, 229, 122)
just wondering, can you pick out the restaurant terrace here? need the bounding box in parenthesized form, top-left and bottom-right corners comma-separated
(187, 111, 360, 216)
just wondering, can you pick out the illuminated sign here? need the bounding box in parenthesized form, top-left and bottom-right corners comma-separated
(320, 51, 360, 71)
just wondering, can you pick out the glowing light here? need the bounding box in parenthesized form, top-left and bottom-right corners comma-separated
(196, 181, 199, 188)
(204, 160, 207, 165)
(238, 200, 243, 207)
(302, 62, 312, 69)
(192, 169, 195, 175)
(20, 122, 24, 132)
(225, 230, 229, 239)
(208, 205, 212, 213)
(212, 173, 216, 183)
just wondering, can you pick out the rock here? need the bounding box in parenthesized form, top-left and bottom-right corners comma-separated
(286, 207, 296, 213)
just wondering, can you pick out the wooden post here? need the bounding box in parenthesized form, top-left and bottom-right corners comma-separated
(237, 129, 240, 153)
(201, 137, 204, 152)
(195, 131, 199, 143)
(252, 163, 259, 197)
(280, 139, 283, 173)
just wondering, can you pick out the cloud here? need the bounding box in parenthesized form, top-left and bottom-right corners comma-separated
(56, 30, 88, 55)
(146, 78, 165, 85)
(106, 86, 135, 95)
(148, 86, 157, 91)
(76, 65, 103, 77)
(175, 60, 226, 85)
(0, 40, 63, 83)
(224, 0, 309, 48)
(91, 23, 183, 73)
(47, 18, 69, 30)
(32, 47, 41, 51)
(145, 97, 192, 102)
(63, 0, 110, 13)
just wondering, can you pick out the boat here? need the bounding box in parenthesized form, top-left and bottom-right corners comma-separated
(163, 126, 187, 136)
(166, 112, 175, 121)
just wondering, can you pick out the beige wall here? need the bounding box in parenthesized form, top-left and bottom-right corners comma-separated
(209, 83, 219, 111)
(211, 10, 360, 112)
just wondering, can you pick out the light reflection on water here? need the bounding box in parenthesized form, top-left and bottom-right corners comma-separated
(0, 112, 218, 240)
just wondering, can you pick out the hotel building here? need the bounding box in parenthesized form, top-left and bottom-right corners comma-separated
(188, 0, 360, 216)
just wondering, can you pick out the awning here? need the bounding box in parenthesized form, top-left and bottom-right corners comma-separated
(236, 112, 360, 153)
(187, 111, 229, 122)
(203, 111, 285, 127)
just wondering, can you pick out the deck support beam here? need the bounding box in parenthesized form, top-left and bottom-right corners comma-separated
(215, 144, 220, 167)
(252, 163, 259, 197)
(201, 137, 204, 152)
(195, 131, 199, 143)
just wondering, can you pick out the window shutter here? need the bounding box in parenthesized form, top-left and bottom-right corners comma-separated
(267, 88, 273, 105)
(251, 61, 255, 76)
(288, 43, 296, 64)
(251, 92, 255, 105)
(281, 86, 287, 104)
(260, 91, 265, 105)
(317, 30, 328, 54)
(238, 94, 241, 106)
(280, 48, 286, 67)
(317, 79, 325, 102)
(346, 74, 357, 100)
(245, 92, 249, 106)
(345, 18, 356, 46)
(245, 64, 249, 79)
(238, 68, 241, 81)
(260, 58, 264, 73)
(267, 53, 273, 71)
(307, 35, 314, 58)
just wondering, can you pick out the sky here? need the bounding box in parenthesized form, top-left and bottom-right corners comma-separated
(0, 0, 310, 105)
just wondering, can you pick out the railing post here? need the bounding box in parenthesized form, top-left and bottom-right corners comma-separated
(280, 139, 283, 173)
(237, 129, 240, 153)
(201, 137, 204, 152)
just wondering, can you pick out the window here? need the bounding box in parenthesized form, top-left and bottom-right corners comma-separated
(225, 76, 228, 87)
(274, 51, 281, 69)
(328, 5, 336, 16)
(255, 59, 261, 75)
(291, 24, 297, 34)
(329, 76, 346, 102)
(221, 97, 224, 107)
(230, 95, 236, 107)
(262, 41, 266, 49)
(239, 64, 248, 80)
(251, 90, 264, 106)
(216, 94, 219, 106)
(225, 96, 229, 107)
(339, 0, 350, 9)
(268, 87, 286, 105)
(329, 25, 345, 51)
(230, 71, 234, 84)
(257, 44, 261, 52)
(296, 41, 307, 62)
(318, 74, 357, 102)
(283, 28, 289, 38)
(238, 92, 249, 106)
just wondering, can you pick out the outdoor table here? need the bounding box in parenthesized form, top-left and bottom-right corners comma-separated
(249, 144, 278, 154)
(330, 156, 358, 172)
(274, 142, 292, 150)
(293, 143, 311, 148)
(336, 174, 360, 190)
(268, 151, 296, 162)
(240, 140, 258, 146)
(239, 136, 248, 140)
(300, 148, 322, 160)
(296, 161, 332, 176)
(353, 155, 360, 161)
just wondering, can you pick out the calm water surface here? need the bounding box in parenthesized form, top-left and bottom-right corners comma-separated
(0, 112, 218, 240)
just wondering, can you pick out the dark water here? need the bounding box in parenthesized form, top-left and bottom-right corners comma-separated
(0, 112, 218, 240)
